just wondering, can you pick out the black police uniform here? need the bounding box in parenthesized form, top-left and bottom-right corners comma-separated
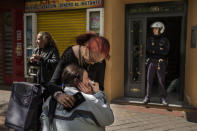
(145, 35, 170, 102)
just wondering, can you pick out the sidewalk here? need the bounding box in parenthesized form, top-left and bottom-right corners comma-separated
(0, 90, 197, 131)
(107, 104, 197, 131)
(0, 90, 10, 131)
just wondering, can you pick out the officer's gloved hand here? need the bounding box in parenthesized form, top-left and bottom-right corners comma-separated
(159, 59, 164, 63)
(160, 47, 164, 51)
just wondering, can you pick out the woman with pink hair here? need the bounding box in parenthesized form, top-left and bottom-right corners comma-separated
(45, 32, 110, 122)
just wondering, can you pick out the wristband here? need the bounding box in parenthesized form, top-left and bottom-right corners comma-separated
(54, 91, 63, 100)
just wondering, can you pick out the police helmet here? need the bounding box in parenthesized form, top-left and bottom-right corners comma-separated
(150, 21, 165, 34)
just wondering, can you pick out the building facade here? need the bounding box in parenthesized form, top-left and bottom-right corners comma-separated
(0, 0, 25, 85)
(1, 0, 197, 108)
(103, 0, 197, 108)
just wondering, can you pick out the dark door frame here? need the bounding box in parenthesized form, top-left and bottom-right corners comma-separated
(125, 1, 187, 101)
(125, 17, 147, 97)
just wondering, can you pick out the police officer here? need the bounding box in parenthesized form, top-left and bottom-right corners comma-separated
(143, 21, 170, 105)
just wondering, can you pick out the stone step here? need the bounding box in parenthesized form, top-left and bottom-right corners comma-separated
(111, 97, 197, 112)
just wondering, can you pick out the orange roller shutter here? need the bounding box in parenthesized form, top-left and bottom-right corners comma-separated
(37, 9, 86, 55)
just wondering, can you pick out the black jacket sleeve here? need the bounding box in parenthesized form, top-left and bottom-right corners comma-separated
(41, 47, 60, 65)
(159, 38, 170, 56)
(93, 61, 106, 91)
(47, 47, 77, 95)
(85, 60, 106, 91)
(39, 47, 60, 84)
(146, 38, 153, 54)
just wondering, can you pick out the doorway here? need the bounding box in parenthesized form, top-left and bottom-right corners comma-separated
(146, 17, 182, 104)
(124, 1, 186, 105)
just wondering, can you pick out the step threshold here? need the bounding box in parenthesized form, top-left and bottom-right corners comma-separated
(111, 97, 197, 112)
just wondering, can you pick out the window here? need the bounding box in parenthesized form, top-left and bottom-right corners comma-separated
(86, 8, 104, 36)
(24, 13, 37, 77)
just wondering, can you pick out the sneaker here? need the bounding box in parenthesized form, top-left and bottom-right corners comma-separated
(143, 98, 150, 104)
(161, 98, 168, 106)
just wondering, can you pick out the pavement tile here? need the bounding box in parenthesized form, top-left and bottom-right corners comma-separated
(0, 90, 197, 131)
(107, 104, 197, 131)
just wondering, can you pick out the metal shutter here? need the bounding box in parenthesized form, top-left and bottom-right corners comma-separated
(0, 15, 2, 83)
(4, 12, 13, 76)
(37, 9, 86, 55)
(0, 11, 14, 84)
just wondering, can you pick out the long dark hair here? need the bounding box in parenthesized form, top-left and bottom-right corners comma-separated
(37, 31, 57, 49)
(61, 64, 85, 87)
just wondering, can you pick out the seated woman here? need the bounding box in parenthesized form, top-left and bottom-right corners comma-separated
(41, 64, 114, 131)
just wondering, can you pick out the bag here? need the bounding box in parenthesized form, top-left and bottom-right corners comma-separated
(5, 82, 43, 131)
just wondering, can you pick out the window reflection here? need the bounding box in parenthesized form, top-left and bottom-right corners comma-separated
(131, 21, 142, 82)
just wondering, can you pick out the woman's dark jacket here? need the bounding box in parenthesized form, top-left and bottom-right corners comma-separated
(28, 45, 60, 85)
(47, 46, 106, 96)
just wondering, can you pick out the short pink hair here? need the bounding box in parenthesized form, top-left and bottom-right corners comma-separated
(76, 33, 110, 59)
(87, 36, 110, 59)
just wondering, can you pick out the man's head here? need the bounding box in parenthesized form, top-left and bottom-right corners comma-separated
(153, 28, 160, 36)
(151, 21, 165, 36)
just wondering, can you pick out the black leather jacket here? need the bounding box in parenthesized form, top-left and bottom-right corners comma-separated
(28, 45, 60, 84)
(146, 35, 170, 60)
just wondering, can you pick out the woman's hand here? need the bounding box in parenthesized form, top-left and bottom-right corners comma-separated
(33, 54, 42, 61)
(30, 56, 35, 63)
(78, 82, 93, 94)
(55, 93, 75, 108)
(159, 58, 164, 63)
(91, 82, 100, 93)
(29, 54, 42, 62)
(88, 81, 100, 93)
